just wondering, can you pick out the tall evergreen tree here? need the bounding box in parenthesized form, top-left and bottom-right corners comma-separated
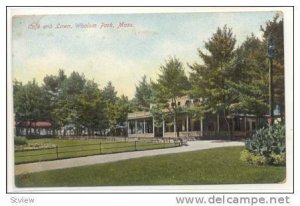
(102, 81, 117, 104)
(133, 75, 152, 111)
(189, 25, 237, 135)
(227, 35, 269, 116)
(102, 81, 119, 134)
(53, 71, 86, 134)
(77, 80, 107, 135)
(152, 57, 190, 137)
(42, 69, 67, 131)
(13, 80, 45, 135)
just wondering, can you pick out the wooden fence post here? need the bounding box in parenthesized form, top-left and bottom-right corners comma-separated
(99, 142, 102, 154)
(135, 141, 137, 151)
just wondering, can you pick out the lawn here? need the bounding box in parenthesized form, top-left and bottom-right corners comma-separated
(15, 146, 286, 187)
(15, 138, 178, 164)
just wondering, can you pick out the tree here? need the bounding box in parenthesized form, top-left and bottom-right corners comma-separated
(133, 75, 152, 111)
(13, 80, 45, 135)
(102, 81, 117, 104)
(152, 57, 191, 137)
(78, 80, 107, 135)
(14, 70, 133, 137)
(189, 25, 236, 136)
(114, 95, 131, 136)
(102, 81, 119, 134)
(52, 71, 86, 135)
(42, 69, 67, 132)
(227, 35, 269, 116)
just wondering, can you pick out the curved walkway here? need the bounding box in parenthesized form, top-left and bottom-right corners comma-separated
(15, 140, 244, 175)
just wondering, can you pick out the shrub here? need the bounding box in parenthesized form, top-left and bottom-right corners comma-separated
(245, 123, 285, 157)
(14, 136, 28, 145)
(242, 123, 286, 166)
(240, 149, 253, 163)
(240, 149, 267, 166)
(251, 155, 267, 166)
(270, 153, 286, 166)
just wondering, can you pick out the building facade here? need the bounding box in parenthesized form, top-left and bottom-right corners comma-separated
(127, 96, 267, 139)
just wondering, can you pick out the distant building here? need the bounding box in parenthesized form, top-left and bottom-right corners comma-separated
(16, 121, 53, 136)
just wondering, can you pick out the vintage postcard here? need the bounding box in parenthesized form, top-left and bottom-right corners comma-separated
(7, 7, 293, 193)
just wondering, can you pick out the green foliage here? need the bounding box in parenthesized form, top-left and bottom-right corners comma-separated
(242, 123, 285, 166)
(153, 57, 190, 102)
(151, 57, 191, 136)
(14, 70, 129, 136)
(102, 82, 131, 133)
(13, 15, 285, 140)
(13, 79, 49, 137)
(240, 149, 267, 166)
(245, 123, 285, 157)
(102, 81, 118, 104)
(14, 136, 28, 145)
(240, 149, 253, 163)
(77, 80, 107, 132)
(189, 25, 237, 134)
(133, 75, 152, 111)
(270, 153, 286, 166)
(150, 103, 166, 128)
(251, 155, 268, 166)
(190, 18, 284, 131)
(226, 35, 269, 116)
(261, 14, 285, 118)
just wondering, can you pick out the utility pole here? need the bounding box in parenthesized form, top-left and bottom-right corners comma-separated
(267, 33, 276, 125)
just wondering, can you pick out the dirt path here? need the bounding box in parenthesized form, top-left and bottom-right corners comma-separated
(15, 140, 244, 175)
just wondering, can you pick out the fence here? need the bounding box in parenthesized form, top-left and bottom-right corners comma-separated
(15, 139, 180, 164)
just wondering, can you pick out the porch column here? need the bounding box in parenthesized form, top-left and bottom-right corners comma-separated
(244, 116, 247, 132)
(186, 114, 189, 137)
(200, 118, 203, 137)
(143, 119, 146, 134)
(127, 121, 130, 135)
(152, 118, 155, 137)
(162, 118, 165, 137)
(217, 113, 220, 134)
(249, 120, 253, 131)
(135, 120, 138, 134)
(174, 116, 176, 137)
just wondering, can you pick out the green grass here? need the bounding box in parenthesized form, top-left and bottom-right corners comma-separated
(15, 146, 286, 187)
(15, 138, 177, 164)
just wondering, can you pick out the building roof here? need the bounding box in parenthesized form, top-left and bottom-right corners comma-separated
(128, 96, 203, 120)
(18, 121, 52, 128)
(128, 111, 152, 120)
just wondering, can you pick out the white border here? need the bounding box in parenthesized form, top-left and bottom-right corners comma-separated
(6, 6, 294, 193)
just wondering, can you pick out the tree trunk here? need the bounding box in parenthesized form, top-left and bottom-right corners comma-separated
(175, 113, 179, 138)
(29, 121, 32, 136)
(223, 109, 231, 139)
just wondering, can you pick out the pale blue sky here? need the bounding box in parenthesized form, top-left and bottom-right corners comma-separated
(12, 11, 279, 98)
